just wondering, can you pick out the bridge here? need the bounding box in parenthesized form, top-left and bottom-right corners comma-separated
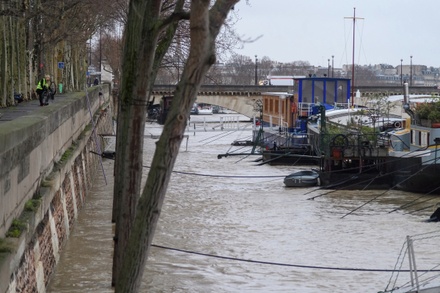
(152, 84, 440, 117)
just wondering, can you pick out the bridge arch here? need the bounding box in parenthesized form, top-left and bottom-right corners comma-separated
(195, 92, 261, 118)
(151, 89, 262, 118)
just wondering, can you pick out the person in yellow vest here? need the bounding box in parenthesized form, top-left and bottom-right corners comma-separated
(36, 74, 51, 106)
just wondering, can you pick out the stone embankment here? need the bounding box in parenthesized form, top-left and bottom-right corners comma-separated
(0, 85, 114, 293)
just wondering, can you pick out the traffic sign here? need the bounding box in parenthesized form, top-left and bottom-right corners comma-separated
(58, 62, 65, 69)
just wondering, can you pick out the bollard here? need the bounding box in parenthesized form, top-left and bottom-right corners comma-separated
(58, 83, 63, 94)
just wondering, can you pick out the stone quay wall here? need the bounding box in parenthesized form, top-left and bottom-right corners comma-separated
(0, 86, 114, 293)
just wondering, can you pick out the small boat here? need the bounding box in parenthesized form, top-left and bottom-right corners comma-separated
(231, 140, 254, 146)
(283, 170, 320, 187)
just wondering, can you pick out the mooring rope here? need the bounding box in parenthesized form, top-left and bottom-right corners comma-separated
(151, 244, 440, 273)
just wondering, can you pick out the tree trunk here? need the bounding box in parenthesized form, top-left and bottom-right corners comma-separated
(111, 0, 162, 287)
(114, 0, 239, 292)
(1, 12, 6, 106)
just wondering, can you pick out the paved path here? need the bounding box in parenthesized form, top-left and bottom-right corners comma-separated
(0, 94, 68, 124)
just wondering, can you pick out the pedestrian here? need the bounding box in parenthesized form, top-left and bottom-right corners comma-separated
(93, 77, 99, 86)
(36, 74, 51, 106)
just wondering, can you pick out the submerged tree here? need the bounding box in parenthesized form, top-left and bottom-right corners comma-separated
(113, 0, 240, 291)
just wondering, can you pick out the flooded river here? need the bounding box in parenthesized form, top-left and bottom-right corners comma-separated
(48, 115, 440, 293)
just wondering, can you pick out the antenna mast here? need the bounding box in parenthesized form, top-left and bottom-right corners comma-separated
(345, 7, 364, 107)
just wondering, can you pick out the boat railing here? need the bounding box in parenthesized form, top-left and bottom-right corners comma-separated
(334, 102, 350, 109)
(319, 132, 389, 159)
(298, 102, 315, 117)
(281, 121, 289, 134)
(186, 115, 244, 132)
(264, 115, 288, 132)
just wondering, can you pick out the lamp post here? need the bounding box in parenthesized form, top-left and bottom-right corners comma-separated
(254, 55, 258, 85)
(327, 59, 330, 77)
(99, 27, 102, 82)
(410, 55, 413, 86)
(332, 55, 334, 77)
(87, 40, 92, 87)
(400, 59, 403, 85)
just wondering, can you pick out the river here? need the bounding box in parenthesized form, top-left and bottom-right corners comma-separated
(47, 114, 440, 293)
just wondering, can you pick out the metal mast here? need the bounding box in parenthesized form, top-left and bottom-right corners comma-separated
(345, 8, 363, 107)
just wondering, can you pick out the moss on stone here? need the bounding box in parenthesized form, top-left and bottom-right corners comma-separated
(6, 219, 26, 238)
(0, 238, 14, 253)
(24, 199, 41, 212)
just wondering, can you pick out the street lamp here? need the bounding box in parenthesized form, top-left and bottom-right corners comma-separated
(255, 55, 258, 85)
(327, 59, 330, 77)
(99, 27, 102, 82)
(400, 59, 403, 85)
(410, 55, 413, 86)
(87, 40, 92, 86)
(332, 55, 334, 77)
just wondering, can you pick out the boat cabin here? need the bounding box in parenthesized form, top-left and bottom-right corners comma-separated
(261, 77, 351, 132)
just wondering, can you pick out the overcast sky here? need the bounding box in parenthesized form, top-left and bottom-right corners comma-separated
(231, 0, 439, 68)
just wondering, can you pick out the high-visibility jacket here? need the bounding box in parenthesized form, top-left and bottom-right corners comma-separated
(36, 78, 47, 90)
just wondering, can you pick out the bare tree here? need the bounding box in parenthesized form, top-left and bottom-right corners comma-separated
(0, 0, 124, 106)
(112, 0, 239, 291)
(111, 0, 187, 287)
(223, 53, 253, 85)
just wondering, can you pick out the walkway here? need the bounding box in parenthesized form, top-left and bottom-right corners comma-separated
(0, 94, 68, 124)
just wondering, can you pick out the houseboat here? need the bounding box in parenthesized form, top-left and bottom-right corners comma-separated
(259, 76, 351, 165)
(311, 83, 440, 194)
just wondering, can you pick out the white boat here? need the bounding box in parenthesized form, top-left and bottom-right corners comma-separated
(283, 170, 320, 187)
(197, 107, 213, 115)
(380, 233, 440, 293)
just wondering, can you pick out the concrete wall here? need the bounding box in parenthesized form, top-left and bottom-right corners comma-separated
(0, 87, 109, 238)
(0, 86, 114, 292)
